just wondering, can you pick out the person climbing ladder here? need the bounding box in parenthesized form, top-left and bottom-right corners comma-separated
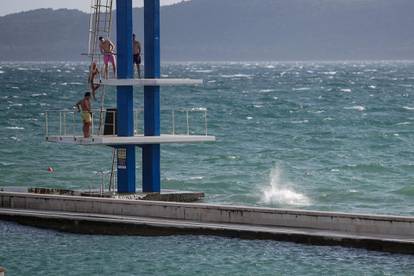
(88, 61, 101, 100)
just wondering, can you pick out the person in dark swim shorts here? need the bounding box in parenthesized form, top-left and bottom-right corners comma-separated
(133, 34, 142, 78)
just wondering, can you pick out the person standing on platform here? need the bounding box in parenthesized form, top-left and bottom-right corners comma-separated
(75, 92, 93, 138)
(133, 34, 142, 78)
(99, 36, 116, 79)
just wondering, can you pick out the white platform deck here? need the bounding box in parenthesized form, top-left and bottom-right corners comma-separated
(99, 78, 203, 87)
(46, 134, 216, 145)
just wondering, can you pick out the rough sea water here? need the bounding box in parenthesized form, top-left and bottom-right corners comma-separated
(1, 61, 414, 274)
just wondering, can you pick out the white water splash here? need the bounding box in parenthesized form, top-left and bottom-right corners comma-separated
(344, 105, 366, 112)
(261, 167, 310, 206)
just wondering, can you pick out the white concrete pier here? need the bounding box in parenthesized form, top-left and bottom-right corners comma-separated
(0, 192, 413, 254)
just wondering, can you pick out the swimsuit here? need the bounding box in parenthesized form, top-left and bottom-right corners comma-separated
(133, 54, 141, 65)
(81, 111, 92, 123)
(104, 53, 115, 65)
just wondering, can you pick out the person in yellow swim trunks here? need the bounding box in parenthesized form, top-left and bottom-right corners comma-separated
(75, 92, 92, 138)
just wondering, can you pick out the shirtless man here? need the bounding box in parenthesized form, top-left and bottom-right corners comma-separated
(88, 61, 101, 100)
(133, 34, 142, 78)
(99, 36, 116, 79)
(75, 92, 92, 138)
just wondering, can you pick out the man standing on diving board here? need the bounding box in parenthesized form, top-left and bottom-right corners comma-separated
(133, 33, 142, 78)
(99, 36, 116, 79)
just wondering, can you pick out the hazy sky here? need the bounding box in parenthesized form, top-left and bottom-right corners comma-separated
(0, 0, 186, 16)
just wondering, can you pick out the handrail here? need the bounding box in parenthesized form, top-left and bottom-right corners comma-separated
(44, 108, 210, 138)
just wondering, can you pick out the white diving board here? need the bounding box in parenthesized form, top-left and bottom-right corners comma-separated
(99, 78, 203, 87)
(46, 134, 216, 146)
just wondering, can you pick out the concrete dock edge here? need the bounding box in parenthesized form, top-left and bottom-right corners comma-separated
(1, 192, 413, 254)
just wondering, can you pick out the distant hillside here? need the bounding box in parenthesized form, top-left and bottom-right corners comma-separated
(1, 0, 414, 61)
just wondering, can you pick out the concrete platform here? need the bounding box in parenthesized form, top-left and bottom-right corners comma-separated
(100, 78, 203, 87)
(45, 134, 216, 145)
(1, 187, 204, 203)
(0, 191, 413, 254)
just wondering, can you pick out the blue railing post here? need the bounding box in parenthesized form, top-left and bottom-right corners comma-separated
(142, 0, 161, 193)
(116, 0, 136, 193)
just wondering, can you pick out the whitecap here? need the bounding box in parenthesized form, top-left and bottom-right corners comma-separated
(207, 80, 216, 83)
(221, 74, 251, 78)
(261, 167, 310, 206)
(60, 82, 68, 86)
(254, 105, 263, 108)
(189, 176, 204, 180)
(403, 106, 414, 111)
(293, 87, 311, 91)
(396, 122, 411, 126)
(369, 85, 377, 89)
(227, 155, 238, 160)
(259, 89, 275, 93)
(312, 110, 325, 114)
(69, 82, 83, 85)
(194, 70, 213, 73)
(324, 71, 337, 75)
(246, 116, 253, 120)
(31, 93, 47, 97)
(0, 161, 15, 166)
(291, 120, 309, 124)
(344, 106, 365, 112)
(11, 87, 19, 90)
(6, 127, 24, 130)
(340, 88, 352, 93)
(0, 70, 4, 74)
(17, 67, 28, 71)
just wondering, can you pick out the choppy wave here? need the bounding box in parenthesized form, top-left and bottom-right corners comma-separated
(261, 167, 310, 206)
(292, 87, 311, 91)
(5, 126, 24, 130)
(220, 74, 252, 78)
(344, 105, 365, 111)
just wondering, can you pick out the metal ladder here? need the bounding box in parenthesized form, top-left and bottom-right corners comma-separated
(87, 0, 114, 136)
(88, 0, 113, 61)
(88, 0, 117, 191)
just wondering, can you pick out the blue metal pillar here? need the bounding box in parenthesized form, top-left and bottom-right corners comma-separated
(116, 0, 136, 193)
(142, 0, 161, 193)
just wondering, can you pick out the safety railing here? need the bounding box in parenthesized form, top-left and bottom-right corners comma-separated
(44, 108, 210, 138)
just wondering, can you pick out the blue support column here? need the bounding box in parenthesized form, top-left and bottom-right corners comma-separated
(143, 0, 161, 193)
(116, 0, 136, 193)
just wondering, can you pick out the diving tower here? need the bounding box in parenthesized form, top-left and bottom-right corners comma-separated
(45, 0, 215, 194)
